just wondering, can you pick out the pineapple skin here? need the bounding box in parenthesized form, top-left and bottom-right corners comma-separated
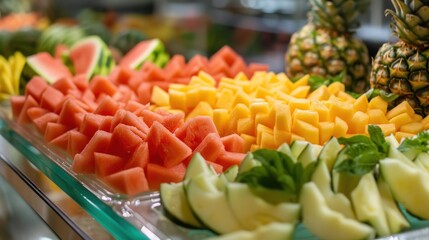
(370, 41, 429, 116)
(285, 23, 370, 93)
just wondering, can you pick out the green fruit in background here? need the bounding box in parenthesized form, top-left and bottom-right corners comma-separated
(80, 22, 111, 44)
(0, 31, 12, 57)
(9, 27, 41, 56)
(37, 24, 86, 55)
(110, 29, 147, 55)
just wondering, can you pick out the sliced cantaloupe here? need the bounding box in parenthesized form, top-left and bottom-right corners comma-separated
(333, 117, 348, 138)
(386, 101, 415, 120)
(319, 122, 335, 145)
(353, 94, 368, 113)
(292, 119, 319, 145)
(293, 109, 319, 127)
(368, 109, 389, 124)
(349, 111, 369, 134)
(368, 96, 388, 114)
(389, 112, 414, 130)
(400, 122, 424, 134)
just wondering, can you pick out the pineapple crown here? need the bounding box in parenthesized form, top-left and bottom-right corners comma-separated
(308, 0, 370, 34)
(387, 0, 429, 48)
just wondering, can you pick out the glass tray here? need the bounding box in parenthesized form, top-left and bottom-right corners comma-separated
(2, 103, 429, 240)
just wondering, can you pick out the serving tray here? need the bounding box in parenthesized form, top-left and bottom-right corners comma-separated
(2, 103, 429, 240)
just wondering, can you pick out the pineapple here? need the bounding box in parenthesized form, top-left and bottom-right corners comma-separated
(285, 0, 370, 93)
(370, 0, 429, 116)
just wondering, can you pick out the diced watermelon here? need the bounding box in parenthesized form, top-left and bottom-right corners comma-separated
(24, 76, 48, 102)
(211, 45, 239, 66)
(17, 95, 39, 124)
(193, 132, 225, 163)
(146, 162, 186, 190)
(103, 167, 149, 195)
(67, 129, 90, 157)
(80, 113, 107, 138)
(135, 109, 164, 127)
(94, 152, 126, 178)
(147, 122, 192, 167)
(175, 116, 219, 150)
(124, 100, 149, 113)
(72, 130, 112, 174)
(141, 61, 166, 82)
(124, 142, 149, 170)
(26, 107, 49, 122)
(110, 123, 145, 158)
(160, 111, 184, 133)
(111, 66, 133, 84)
(90, 76, 118, 97)
(216, 151, 246, 169)
(44, 122, 68, 142)
(118, 110, 149, 135)
(49, 130, 70, 150)
(39, 86, 65, 112)
(51, 77, 78, 95)
(94, 95, 120, 116)
(10, 95, 26, 119)
(221, 134, 245, 153)
(72, 74, 89, 91)
(32, 112, 59, 133)
(185, 55, 209, 77)
(57, 98, 87, 129)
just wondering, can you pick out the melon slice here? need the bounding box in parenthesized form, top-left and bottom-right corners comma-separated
(69, 36, 115, 80)
(119, 38, 165, 70)
(26, 52, 72, 84)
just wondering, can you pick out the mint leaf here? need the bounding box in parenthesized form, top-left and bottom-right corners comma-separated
(365, 88, 398, 102)
(236, 149, 316, 203)
(335, 152, 380, 175)
(308, 71, 344, 91)
(398, 131, 429, 154)
(368, 124, 390, 154)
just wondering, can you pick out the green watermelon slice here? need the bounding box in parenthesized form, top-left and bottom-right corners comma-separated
(119, 38, 167, 69)
(26, 52, 72, 84)
(69, 36, 115, 80)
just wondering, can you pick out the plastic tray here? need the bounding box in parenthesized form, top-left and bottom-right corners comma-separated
(2, 103, 429, 240)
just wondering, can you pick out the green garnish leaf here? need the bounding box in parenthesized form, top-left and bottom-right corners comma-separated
(308, 71, 344, 91)
(365, 88, 399, 102)
(236, 149, 316, 203)
(334, 125, 389, 176)
(398, 131, 429, 154)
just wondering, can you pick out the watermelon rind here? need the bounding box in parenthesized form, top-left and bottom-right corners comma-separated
(119, 38, 165, 70)
(26, 52, 72, 84)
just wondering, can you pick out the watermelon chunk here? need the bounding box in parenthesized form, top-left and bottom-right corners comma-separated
(103, 167, 149, 195)
(94, 152, 126, 178)
(146, 162, 186, 190)
(27, 52, 72, 83)
(175, 116, 219, 150)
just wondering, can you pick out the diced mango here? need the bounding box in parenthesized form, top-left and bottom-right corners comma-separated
(327, 82, 345, 96)
(276, 72, 295, 91)
(151, 86, 169, 106)
(389, 112, 414, 130)
(274, 104, 292, 132)
(186, 88, 202, 109)
(386, 101, 415, 120)
(330, 99, 353, 124)
(196, 71, 216, 86)
(422, 115, 429, 125)
(260, 131, 277, 149)
(290, 133, 306, 142)
(293, 74, 310, 88)
(241, 133, 256, 152)
(367, 124, 396, 136)
(237, 117, 255, 135)
(274, 129, 292, 146)
(199, 87, 217, 106)
(216, 88, 234, 109)
(218, 81, 243, 93)
(412, 114, 423, 122)
(292, 119, 319, 145)
(232, 90, 251, 107)
(254, 86, 274, 99)
(400, 122, 424, 134)
(368, 96, 388, 114)
(186, 101, 213, 121)
(293, 109, 319, 127)
(367, 109, 389, 124)
(213, 109, 229, 136)
(353, 94, 368, 113)
(288, 98, 310, 113)
(307, 85, 331, 101)
(234, 72, 248, 81)
(318, 122, 335, 145)
(349, 111, 369, 134)
(290, 85, 310, 98)
(337, 91, 356, 104)
(256, 124, 274, 146)
(250, 101, 270, 119)
(333, 117, 348, 138)
(395, 131, 415, 142)
(169, 89, 187, 112)
(310, 101, 331, 122)
(225, 104, 250, 135)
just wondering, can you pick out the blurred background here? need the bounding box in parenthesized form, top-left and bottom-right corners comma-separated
(0, 0, 395, 72)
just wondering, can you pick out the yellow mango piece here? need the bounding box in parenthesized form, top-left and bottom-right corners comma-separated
(318, 122, 335, 145)
(169, 89, 187, 112)
(291, 133, 306, 142)
(216, 88, 234, 109)
(330, 99, 354, 124)
(250, 144, 261, 152)
(274, 103, 292, 132)
(310, 101, 331, 122)
(327, 82, 345, 96)
(237, 117, 255, 135)
(189, 76, 210, 87)
(169, 83, 189, 91)
(424, 122, 429, 130)
(220, 77, 249, 89)
(254, 86, 274, 99)
(276, 91, 294, 103)
(213, 109, 229, 136)
(367, 109, 389, 124)
(274, 129, 292, 146)
(353, 94, 369, 113)
(199, 87, 217, 106)
(250, 101, 270, 119)
(367, 124, 396, 136)
(196, 71, 216, 86)
(400, 122, 424, 134)
(368, 96, 388, 114)
(256, 124, 274, 145)
(225, 104, 250, 135)
(421, 115, 429, 126)
(290, 85, 311, 99)
(151, 86, 169, 106)
(395, 132, 415, 143)
(234, 72, 248, 81)
(293, 74, 310, 89)
(307, 85, 331, 101)
(389, 112, 414, 130)
(186, 101, 213, 121)
(218, 81, 242, 93)
(293, 109, 319, 127)
(260, 131, 277, 149)
(412, 114, 423, 122)
(255, 113, 272, 129)
(277, 72, 295, 91)
(186, 88, 201, 109)
(288, 98, 311, 113)
(292, 119, 319, 145)
(349, 111, 369, 134)
(386, 101, 415, 120)
(232, 90, 251, 107)
(333, 117, 348, 138)
(241, 134, 257, 152)
(337, 91, 356, 104)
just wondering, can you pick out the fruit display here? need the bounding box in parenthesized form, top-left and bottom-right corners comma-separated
(0, 51, 26, 100)
(285, 0, 371, 93)
(370, 0, 429, 116)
